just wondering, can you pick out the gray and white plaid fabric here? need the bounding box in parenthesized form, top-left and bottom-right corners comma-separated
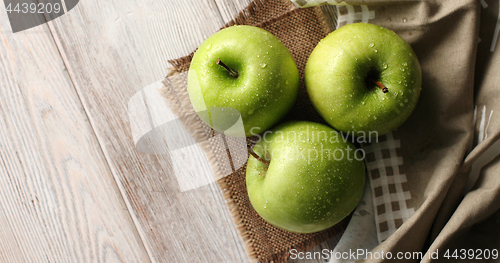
(292, 0, 354, 8)
(290, 2, 417, 257)
(362, 132, 414, 242)
(335, 5, 375, 29)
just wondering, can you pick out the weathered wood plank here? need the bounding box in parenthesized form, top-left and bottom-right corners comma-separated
(212, 0, 253, 23)
(47, 0, 340, 261)
(46, 0, 250, 262)
(0, 8, 150, 263)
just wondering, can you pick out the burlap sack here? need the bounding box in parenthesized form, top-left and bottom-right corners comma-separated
(162, 1, 347, 262)
(163, 0, 500, 262)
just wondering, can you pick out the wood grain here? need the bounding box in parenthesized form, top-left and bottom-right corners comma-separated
(0, 8, 150, 263)
(212, 0, 253, 23)
(44, 0, 340, 262)
(46, 0, 250, 262)
(201, 2, 343, 262)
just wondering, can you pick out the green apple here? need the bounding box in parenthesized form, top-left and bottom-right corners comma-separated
(188, 25, 300, 137)
(305, 23, 422, 137)
(246, 121, 365, 233)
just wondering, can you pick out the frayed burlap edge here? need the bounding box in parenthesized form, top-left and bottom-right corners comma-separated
(218, 175, 348, 263)
(160, 1, 343, 262)
(160, 74, 232, 181)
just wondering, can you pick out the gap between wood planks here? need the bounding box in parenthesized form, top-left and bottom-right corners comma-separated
(38, 1, 235, 262)
(33, 7, 155, 263)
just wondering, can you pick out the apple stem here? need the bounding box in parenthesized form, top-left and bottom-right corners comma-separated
(216, 58, 238, 77)
(247, 145, 270, 166)
(370, 79, 389, 93)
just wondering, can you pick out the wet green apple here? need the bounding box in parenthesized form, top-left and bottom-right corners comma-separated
(246, 121, 365, 233)
(188, 25, 299, 137)
(305, 23, 422, 137)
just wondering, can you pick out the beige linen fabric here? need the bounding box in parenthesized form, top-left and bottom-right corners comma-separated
(162, 0, 500, 262)
(294, 0, 500, 262)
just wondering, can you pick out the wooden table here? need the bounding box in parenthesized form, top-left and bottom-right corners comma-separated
(0, 1, 338, 262)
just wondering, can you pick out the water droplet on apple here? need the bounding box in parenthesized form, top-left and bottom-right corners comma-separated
(206, 43, 212, 50)
(402, 62, 408, 66)
(400, 102, 404, 107)
(285, 80, 289, 85)
(374, 49, 378, 52)
(403, 18, 407, 23)
(313, 197, 317, 200)
(257, 55, 260, 58)
(369, 43, 375, 47)
(349, 94, 352, 97)
(373, 116, 377, 120)
(204, 55, 208, 60)
(404, 98, 408, 102)
(382, 63, 388, 69)
(231, 98, 234, 102)
(260, 63, 267, 68)
(401, 68, 405, 72)
(248, 109, 254, 115)
(361, 101, 365, 105)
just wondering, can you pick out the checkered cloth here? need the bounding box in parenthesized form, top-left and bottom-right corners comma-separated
(363, 132, 414, 242)
(293, 2, 500, 263)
